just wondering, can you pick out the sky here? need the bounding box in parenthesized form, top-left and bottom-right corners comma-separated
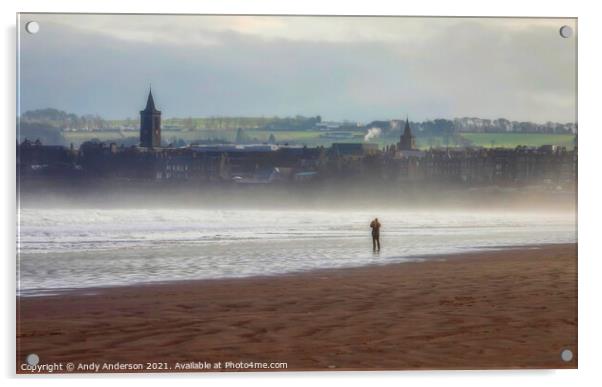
(18, 14, 577, 123)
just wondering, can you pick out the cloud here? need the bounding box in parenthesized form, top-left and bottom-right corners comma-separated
(18, 14, 576, 123)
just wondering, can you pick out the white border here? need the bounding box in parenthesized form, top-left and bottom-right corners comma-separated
(3, 1, 600, 386)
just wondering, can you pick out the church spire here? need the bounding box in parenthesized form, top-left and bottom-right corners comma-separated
(144, 86, 158, 112)
(140, 86, 162, 148)
(398, 115, 416, 151)
(403, 116, 411, 136)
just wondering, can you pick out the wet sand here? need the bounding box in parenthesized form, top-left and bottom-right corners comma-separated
(16, 243, 577, 372)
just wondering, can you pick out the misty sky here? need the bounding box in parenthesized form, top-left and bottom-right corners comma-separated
(18, 14, 577, 123)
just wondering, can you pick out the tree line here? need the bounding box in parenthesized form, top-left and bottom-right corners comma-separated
(19, 108, 575, 136)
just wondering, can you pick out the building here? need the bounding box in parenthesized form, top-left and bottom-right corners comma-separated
(140, 88, 161, 148)
(398, 117, 416, 151)
(17, 139, 78, 177)
(330, 143, 379, 157)
(15, 90, 577, 191)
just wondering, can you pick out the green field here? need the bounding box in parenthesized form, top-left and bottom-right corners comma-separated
(62, 130, 576, 149)
(62, 131, 134, 143)
(460, 133, 575, 148)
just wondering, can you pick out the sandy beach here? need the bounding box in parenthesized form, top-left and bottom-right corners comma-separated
(16, 243, 577, 373)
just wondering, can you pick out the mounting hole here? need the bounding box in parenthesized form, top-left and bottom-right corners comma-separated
(25, 21, 40, 34)
(26, 353, 39, 366)
(560, 348, 573, 362)
(559, 25, 573, 38)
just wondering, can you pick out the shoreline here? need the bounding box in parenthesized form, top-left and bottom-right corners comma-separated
(17, 243, 577, 372)
(17, 242, 573, 298)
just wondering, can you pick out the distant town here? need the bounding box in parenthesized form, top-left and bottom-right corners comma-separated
(17, 89, 577, 191)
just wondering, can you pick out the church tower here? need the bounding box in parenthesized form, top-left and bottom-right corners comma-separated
(398, 117, 416, 151)
(140, 87, 161, 148)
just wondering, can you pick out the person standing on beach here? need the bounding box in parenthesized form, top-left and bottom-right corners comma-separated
(370, 218, 381, 251)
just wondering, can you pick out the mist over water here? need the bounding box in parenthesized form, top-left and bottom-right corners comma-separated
(18, 180, 577, 212)
(17, 207, 576, 296)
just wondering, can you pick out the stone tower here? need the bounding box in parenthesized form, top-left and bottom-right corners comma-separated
(140, 88, 161, 148)
(398, 117, 416, 151)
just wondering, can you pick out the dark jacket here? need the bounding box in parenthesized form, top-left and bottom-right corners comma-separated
(370, 220, 381, 237)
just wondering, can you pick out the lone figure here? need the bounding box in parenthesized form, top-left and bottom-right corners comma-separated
(370, 218, 381, 251)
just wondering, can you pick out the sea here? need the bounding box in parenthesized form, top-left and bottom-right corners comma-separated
(17, 208, 577, 296)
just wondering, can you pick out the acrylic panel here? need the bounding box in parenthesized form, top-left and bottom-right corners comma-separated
(16, 14, 577, 373)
